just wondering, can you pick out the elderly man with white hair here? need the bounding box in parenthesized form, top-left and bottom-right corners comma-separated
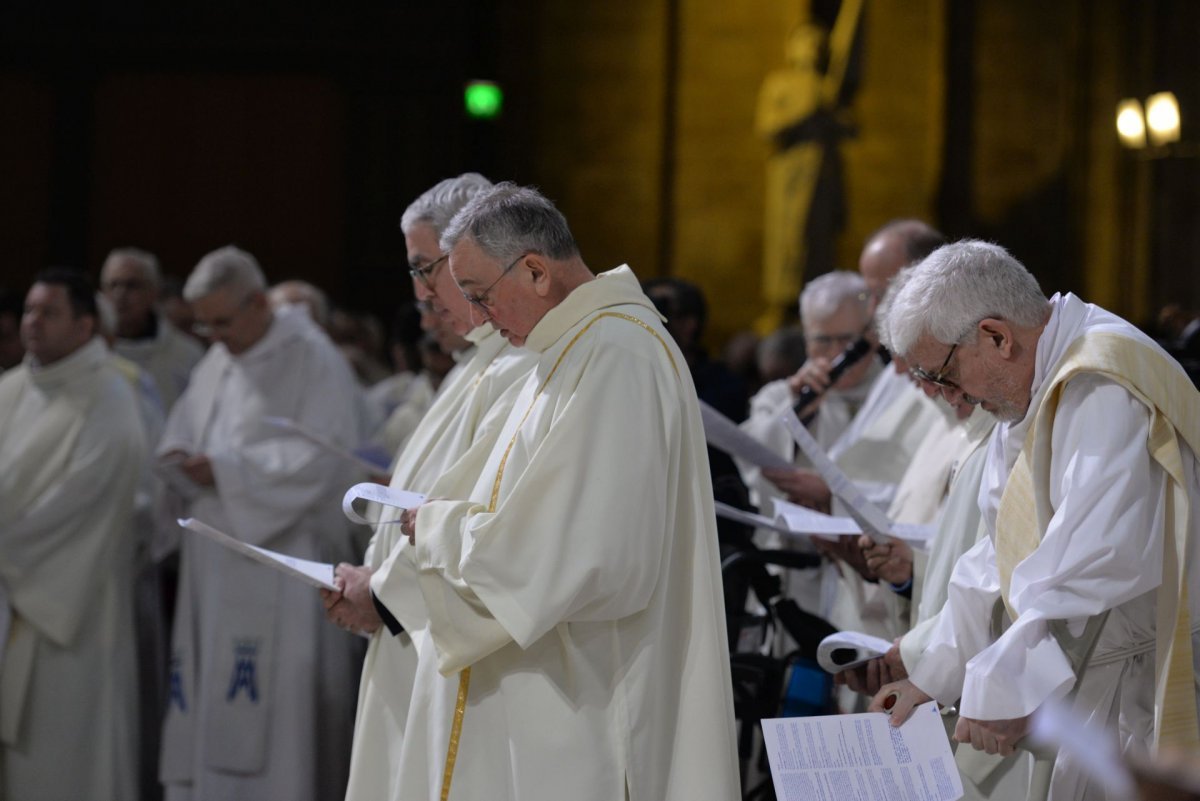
(157, 245, 365, 801)
(741, 269, 942, 640)
(101, 247, 205, 410)
(872, 240, 1200, 800)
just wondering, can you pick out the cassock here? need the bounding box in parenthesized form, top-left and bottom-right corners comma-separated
(158, 306, 365, 801)
(0, 337, 144, 801)
(114, 312, 205, 411)
(382, 265, 740, 801)
(909, 293, 1200, 800)
(345, 325, 535, 801)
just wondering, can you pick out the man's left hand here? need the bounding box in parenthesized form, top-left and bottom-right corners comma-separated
(953, 714, 1031, 756)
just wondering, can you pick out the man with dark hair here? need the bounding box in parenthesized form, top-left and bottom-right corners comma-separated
(0, 268, 144, 800)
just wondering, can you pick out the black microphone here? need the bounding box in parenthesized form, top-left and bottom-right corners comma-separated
(792, 337, 874, 418)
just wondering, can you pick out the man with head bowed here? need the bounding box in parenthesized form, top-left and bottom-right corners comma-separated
(321, 173, 539, 801)
(872, 240, 1200, 800)
(382, 182, 739, 801)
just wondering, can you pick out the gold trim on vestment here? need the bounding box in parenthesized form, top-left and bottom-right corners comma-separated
(438, 309, 678, 800)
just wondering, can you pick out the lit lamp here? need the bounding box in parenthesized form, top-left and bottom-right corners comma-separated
(1116, 99, 1147, 149)
(1145, 91, 1181, 146)
(1116, 92, 1183, 150)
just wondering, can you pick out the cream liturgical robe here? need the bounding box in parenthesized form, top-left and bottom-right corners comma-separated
(0, 338, 145, 801)
(114, 312, 205, 411)
(384, 266, 740, 801)
(345, 325, 535, 801)
(910, 294, 1200, 801)
(158, 306, 365, 801)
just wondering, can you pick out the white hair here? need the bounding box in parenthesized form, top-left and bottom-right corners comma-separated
(879, 239, 1049, 356)
(799, 270, 870, 325)
(183, 245, 266, 303)
(268, 279, 330, 327)
(401, 173, 494, 238)
(440, 182, 579, 262)
(102, 247, 161, 287)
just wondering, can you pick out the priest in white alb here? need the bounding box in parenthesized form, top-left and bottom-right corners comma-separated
(158, 246, 365, 801)
(370, 183, 740, 800)
(0, 270, 144, 801)
(321, 173, 537, 801)
(872, 241, 1200, 800)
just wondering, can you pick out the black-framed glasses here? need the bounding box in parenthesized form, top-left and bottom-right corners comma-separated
(461, 252, 527, 312)
(408, 254, 449, 289)
(910, 342, 959, 388)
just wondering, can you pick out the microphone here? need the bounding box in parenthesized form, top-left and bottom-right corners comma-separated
(792, 337, 874, 418)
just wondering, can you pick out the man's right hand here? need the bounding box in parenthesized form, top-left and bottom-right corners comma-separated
(787, 356, 834, 405)
(868, 678, 933, 726)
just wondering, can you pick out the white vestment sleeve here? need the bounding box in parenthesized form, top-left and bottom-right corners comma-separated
(412, 343, 678, 675)
(906, 534, 1003, 704)
(959, 377, 1166, 720)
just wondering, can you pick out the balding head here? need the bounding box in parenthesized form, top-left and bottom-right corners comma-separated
(859, 219, 946, 302)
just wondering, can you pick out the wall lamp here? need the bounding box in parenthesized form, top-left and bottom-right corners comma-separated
(1117, 92, 1181, 149)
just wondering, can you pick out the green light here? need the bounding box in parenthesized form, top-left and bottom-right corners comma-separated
(464, 81, 503, 119)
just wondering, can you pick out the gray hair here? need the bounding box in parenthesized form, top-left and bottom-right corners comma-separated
(799, 270, 871, 326)
(439, 182, 579, 262)
(102, 247, 161, 287)
(400, 173, 494, 239)
(183, 245, 267, 302)
(268, 280, 330, 327)
(879, 239, 1049, 356)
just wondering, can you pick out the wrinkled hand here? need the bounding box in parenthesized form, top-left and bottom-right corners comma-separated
(787, 356, 834, 408)
(761, 467, 832, 513)
(954, 715, 1031, 756)
(834, 639, 908, 696)
(869, 678, 933, 726)
(320, 564, 381, 634)
(813, 534, 877, 581)
(860, 535, 913, 586)
(179, 454, 215, 487)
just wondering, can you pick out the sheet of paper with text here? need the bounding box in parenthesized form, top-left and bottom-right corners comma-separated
(761, 701, 964, 801)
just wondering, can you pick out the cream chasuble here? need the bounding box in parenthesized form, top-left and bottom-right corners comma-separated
(385, 266, 740, 801)
(0, 338, 144, 801)
(345, 326, 535, 801)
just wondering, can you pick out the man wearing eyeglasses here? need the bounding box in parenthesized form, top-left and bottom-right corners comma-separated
(157, 245, 366, 801)
(871, 240, 1200, 799)
(101, 247, 205, 411)
(320, 174, 540, 801)
(376, 182, 739, 801)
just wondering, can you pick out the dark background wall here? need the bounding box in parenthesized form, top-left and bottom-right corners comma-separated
(2, 0, 1198, 343)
